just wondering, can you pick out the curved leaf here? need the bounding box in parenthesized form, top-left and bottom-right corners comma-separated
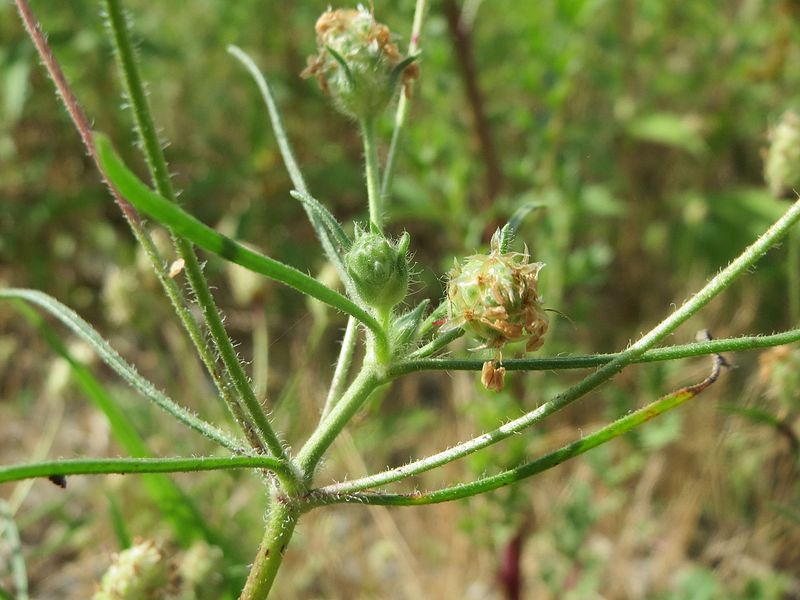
(0, 288, 243, 453)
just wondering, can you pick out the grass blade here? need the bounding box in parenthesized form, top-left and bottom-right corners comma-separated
(0, 500, 28, 600)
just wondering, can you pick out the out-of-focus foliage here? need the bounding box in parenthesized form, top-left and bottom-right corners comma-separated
(2, 0, 799, 598)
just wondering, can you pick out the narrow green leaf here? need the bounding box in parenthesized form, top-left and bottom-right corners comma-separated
(14, 300, 220, 547)
(227, 47, 358, 300)
(389, 53, 419, 88)
(94, 133, 384, 341)
(0, 289, 243, 453)
(324, 45, 355, 86)
(393, 299, 430, 349)
(290, 191, 352, 251)
(0, 456, 287, 484)
(498, 201, 547, 253)
(227, 45, 308, 195)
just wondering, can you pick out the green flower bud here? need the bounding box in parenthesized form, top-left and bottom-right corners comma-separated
(444, 230, 548, 351)
(346, 229, 410, 313)
(301, 6, 419, 120)
(765, 110, 800, 199)
(93, 540, 169, 600)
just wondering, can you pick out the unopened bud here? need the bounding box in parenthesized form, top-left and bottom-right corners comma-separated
(345, 229, 410, 313)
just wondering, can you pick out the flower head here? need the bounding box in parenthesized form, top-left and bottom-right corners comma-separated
(302, 6, 419, 120)
(93, 540, 170, 600)
(444, 230, 548, 351)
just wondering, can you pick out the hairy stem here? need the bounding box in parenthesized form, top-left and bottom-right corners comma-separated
(392, 328, 800, 375)
(312, 352, 727, 506)
(321, 317, 360, 420)
(297, 365, 382, 481)
(407, 328, 464, 360)
(240, 499, 299, 600)
(319, 198, 800, 494)
(102, 0, 290, 462)
(361, 117, 383, 230)
(13, 0, 137, 221)
(99, 0, 267, 451)
(381, 0, 429, 201)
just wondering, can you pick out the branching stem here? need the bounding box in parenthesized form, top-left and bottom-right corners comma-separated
(309, 350, 727, 506)
(297, 366, 382, 481)
(316, 198, 800, 495)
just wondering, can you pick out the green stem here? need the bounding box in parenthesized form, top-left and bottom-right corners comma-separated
(12, 0, 255, 450)
(392, 328, 800, 376)
(102, 0, 288, 461)
(0, 456, 291, 484)
(317, 197, 800, 495)
(312, 353, 724, 506)
(361, 117, 383, 230)
(381, 0, 428, 202)
(321, 316, 360, 420)
(240, 499, 299, 600)
(132, 225, 264, 450)
(297, 366, 382, 481)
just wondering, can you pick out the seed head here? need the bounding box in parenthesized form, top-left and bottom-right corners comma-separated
(445, 230, 548, 351)
(93, 540, 170, 600)
(301, 6, 419, 120)
(481, 360, 506, 392)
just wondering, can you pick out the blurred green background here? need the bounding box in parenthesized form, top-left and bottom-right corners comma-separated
(1, 0, 800, 598)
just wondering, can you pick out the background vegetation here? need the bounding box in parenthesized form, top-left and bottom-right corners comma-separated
(1, 0, 799, 598)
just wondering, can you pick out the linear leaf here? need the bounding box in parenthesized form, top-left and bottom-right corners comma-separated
(0, 288, 243, 453)
(290, 190, 352, 251)
(94, 133, 384, 340)
(14, 300, 218, 547)
(226, 46, 357, 295)
(0, 456, 287, 484)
